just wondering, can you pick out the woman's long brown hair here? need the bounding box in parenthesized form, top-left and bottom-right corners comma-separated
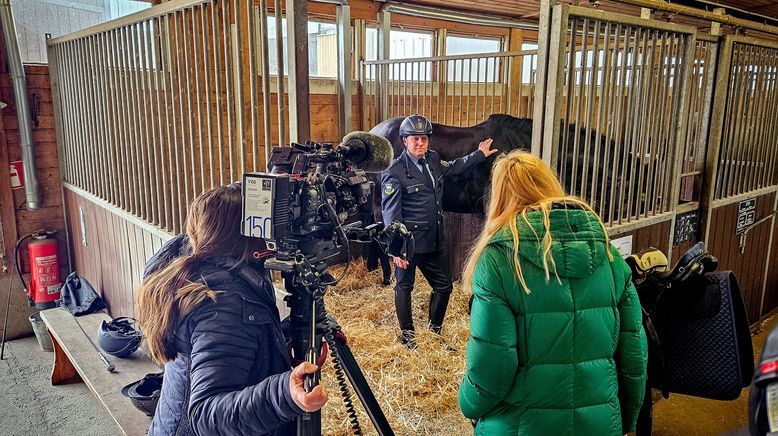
(137, 183, 253, 364)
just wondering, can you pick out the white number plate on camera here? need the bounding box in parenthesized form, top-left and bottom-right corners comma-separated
(767, 382, 778, 432)
(243, 175, 275, 239)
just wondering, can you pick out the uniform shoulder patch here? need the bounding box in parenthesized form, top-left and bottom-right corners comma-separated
(383, 182, 397, 196)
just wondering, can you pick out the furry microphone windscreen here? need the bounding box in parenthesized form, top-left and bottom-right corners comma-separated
(339, 131, 394, 172)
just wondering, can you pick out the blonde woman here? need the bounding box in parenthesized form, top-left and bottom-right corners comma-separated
(458, 150, 647, 435)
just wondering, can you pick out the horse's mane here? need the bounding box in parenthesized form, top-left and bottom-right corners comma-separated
(485, 114, 533, 131)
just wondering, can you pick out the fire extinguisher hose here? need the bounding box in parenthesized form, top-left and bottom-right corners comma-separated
(13, 233, 34, 299)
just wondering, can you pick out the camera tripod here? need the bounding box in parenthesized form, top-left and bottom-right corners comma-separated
(265, 251, 394, 436)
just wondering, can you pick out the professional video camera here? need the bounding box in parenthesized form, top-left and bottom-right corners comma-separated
(240, 132, 410, 436)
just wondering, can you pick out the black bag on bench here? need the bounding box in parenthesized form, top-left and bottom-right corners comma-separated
(58, 272, 106, 316)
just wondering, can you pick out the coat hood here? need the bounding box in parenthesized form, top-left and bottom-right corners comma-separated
(490, 206, 609, 279)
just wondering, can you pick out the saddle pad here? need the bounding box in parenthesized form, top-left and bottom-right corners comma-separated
(658, 271, 753, 400)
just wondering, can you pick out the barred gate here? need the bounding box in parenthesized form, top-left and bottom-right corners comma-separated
(48, 0, 284, 234)
(702, 35, 778, 321)
(534, 4, 697, 248)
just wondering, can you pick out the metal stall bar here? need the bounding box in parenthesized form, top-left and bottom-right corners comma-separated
(539, 4, 696, 230)
(192, 5, 206, 191)
(137, 20, 153, 217)
(594, 23, 617, 218)
(246, 0, 259, 171)
(232, 0, 247, 175)
(274, 0, 285, 147)
(130, 22, 150, 220)
(210, 3, 225, 186)
(145, 19, 164, 226)
(259, 0, 273, 165)
(199, 4, 215, 189)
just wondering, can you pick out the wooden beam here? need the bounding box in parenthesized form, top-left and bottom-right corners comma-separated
(286, 0, 311, 142)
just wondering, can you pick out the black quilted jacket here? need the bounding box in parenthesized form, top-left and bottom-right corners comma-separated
(145, 235, 301, 436)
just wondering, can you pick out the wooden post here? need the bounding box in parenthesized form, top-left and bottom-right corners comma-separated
(508, 28, 523, 116)
(286, 0, 310, 143)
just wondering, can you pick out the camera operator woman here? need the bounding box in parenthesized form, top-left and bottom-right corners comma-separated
(458, 150, 647, 435)
(137, 182, 327, 436)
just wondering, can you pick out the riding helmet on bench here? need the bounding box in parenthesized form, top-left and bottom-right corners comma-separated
(121, 372, 163, 416)
(97, 317, 143, 358)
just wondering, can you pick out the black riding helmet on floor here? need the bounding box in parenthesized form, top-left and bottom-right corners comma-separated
(121, 372, 163, 416)
(399, 114, 433, 138)
(97, 316, 143, 358)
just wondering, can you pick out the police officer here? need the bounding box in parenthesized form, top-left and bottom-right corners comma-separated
(380, 114, 497, 348)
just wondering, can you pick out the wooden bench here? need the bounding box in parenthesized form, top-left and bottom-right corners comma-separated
(40, 308, 161, 436)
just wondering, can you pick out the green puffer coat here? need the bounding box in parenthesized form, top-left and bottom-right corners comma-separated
(459, 207, 647, 435)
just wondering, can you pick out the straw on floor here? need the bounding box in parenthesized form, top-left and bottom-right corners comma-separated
(307, 259, 474, 436)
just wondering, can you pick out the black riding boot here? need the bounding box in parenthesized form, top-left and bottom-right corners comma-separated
(428, 291, 451, 328)
(398, 329, 417, 349)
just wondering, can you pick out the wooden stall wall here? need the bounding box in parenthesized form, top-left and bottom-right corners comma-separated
(764, 216, 778, 318)
(707, 192, 776, 324)
(63, 187, 170, 318)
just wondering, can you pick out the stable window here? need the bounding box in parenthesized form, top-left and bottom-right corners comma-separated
(12, 0, 150, 64)
(365, 28, 433, 61)
(522, 42, 539, 84)
(445, 35, 502, 83)
(266, 18, 337, 78)
(365, 28, 433, 80)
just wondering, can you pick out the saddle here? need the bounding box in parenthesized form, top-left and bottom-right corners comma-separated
(627, 242, 752, 400)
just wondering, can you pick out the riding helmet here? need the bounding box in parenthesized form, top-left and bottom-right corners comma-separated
(121, 372, 163, 416)
(97, 317, 143, 358)
(399, 114, 433, 138)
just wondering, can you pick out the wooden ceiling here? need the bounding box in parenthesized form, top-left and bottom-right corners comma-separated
(398, 0, 778, 27)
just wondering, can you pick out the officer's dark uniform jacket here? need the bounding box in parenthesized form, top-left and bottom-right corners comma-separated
(146, 235, 301, 436)
(380, 149, 486, 253)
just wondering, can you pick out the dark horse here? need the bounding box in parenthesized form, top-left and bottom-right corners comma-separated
(365, 114, 640, 282)
(370, 114, 626, 215)
(370, 114, 533, 214)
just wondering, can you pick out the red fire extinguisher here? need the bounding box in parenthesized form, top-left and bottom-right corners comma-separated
(15, 230, 61, 309)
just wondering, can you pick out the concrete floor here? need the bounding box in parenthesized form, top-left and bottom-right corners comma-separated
(0, 336, 115, 436)
(0, 314, 775, 435)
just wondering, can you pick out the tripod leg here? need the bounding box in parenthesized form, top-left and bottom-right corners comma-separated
(328, 330, 394, 436)
(296, 412, 322, 436)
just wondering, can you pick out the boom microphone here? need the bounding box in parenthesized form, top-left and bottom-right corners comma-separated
(338, 131, 394, 172)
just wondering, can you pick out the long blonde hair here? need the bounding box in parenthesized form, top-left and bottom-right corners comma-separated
(137, 183, 253, 364)
(461, 150, 611, 294)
